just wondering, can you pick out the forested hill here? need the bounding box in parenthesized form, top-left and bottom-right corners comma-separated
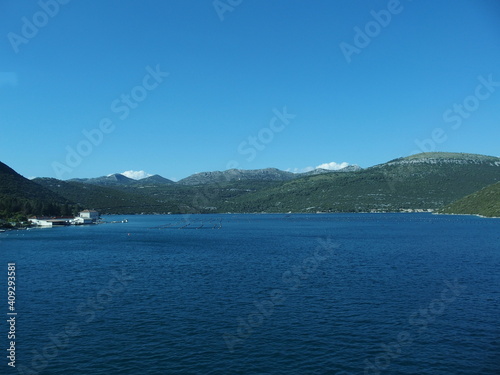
(213, 153, 500, 213)
(439, 182, 500, 218)
(2, 152, 500, 218)
(0, 161, 74, 220)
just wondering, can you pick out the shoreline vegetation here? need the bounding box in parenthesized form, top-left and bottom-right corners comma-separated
(436, 181, 500, 218)
(1, 152, 499, 225)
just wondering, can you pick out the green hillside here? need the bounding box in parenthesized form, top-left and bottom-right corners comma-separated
(218, 153, 500, 213)
(4, 152, 500, 217)
(0, 161, 73, 222)
(34, 177, 282, 214)
(439, 182, 500, 218)
(115, 152, 498, 214)
(33, 178, 189, 215)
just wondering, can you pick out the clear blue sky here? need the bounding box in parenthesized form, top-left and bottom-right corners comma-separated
(1, 0, 499, 181)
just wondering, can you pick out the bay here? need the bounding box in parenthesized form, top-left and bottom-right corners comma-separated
(1, 213, 498, 374)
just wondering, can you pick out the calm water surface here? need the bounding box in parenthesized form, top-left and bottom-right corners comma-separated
(1, 213, 499, 374)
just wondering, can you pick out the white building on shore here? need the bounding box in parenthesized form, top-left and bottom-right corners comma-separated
(29, 210, 100, 227)
(79, 210, 100, 221)
(28, 217, 73, 227)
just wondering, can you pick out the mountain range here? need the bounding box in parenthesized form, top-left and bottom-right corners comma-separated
(70, 173, 175, 186)
(1, 152, 499, 220)
(67, 164, 363, 187)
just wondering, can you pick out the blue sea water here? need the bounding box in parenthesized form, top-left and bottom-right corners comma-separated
(0, 213, 499, 375)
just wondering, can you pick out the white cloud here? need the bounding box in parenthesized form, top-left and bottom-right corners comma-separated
(316, 161, 350, 170)
(121, 170, 153, 180)
(290, 161, 350, 174)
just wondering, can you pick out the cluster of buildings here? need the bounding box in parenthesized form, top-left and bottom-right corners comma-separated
(29, 210, 100, 227)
